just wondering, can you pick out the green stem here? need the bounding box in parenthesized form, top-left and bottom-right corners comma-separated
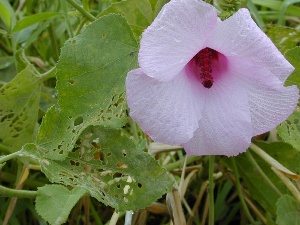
(61, 0, 74, 37)
(245, 150, 282, 196)
(231, 158, 257, 225)
(90, 200, 103, 225)
(0, 39, 13, 55)
(41, 66, 56, 81)
(208, 155, 215, 225)
(0, 151, 21, 164)
(66, 0, 96, 22)
(165, 156, 201, 171)
(0, 184, 37, 198)
(75, 18, 87, 35)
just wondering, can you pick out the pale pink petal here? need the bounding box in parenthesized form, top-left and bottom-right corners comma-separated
(139, 0, 218, 81)
(245, 83, 298, 135)
(182, 71, 252, 156)
(228, 57, 299, 135)
(126, 68, 205, 145)
(207, 8, 294, 83)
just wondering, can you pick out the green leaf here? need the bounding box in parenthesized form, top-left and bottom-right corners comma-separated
(13, 12, 62, 32)
(0, 65, 41, 152)
(277, 111, 300, 151)
(276, 195, 300, 225)
(36, 14, 138, 160)
(0, 56, 14, 70)
(100, 0, 168, 37)
(285, 47, 300, 89)
(35, 184, 87, 225)
(252, 0, 300, 17)
(0, 0, 16, 30)
(23, 126, 173, 212)
(267, 27, 300, 54)
(223, 142, 300, 215)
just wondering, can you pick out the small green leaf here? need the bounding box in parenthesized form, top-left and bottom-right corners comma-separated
(276, 195, 300, 225)
(285, 47, 300, 89)
(35, 184, 87, 225)
(0, 56, 14, 70)
(277, 111, 300, 150)
(24, 127, 173, 212)
(0, 0, 16, 30)
(13, 12, 62, 32)
(36, 14, 138, 160)
(0, 65, 41, 152)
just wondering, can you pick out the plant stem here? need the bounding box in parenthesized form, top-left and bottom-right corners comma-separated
(272, 167, 300, 203)
(250, 143, 297, 176)
(165, 156, 201, 171)
(208, 156, 215, 225)
(124, 211, 133, 225)
(230, 158, 257, 225)
(41, 66, 56, 81)
(0, 184, 37, 198)
(0, 151, 21, 164)
(66, 0, 96, 22)
(108, 211, 120, 225)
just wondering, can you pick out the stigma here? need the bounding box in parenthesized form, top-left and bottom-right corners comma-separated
(194, 48, 218, 89)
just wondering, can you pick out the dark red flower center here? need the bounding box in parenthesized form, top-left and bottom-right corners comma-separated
(193, 48, 218, 89)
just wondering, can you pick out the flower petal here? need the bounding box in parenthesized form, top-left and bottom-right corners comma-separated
(182, 73, 252, 156)
(207, 8, 294, 83)
(126, 68, 205, 145)
(246, 83, 299, 135)
(228, 57, 299, 135)
(139, 0, 218, 81)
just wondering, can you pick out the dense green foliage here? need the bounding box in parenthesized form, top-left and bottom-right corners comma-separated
(0, 0, 300, 224)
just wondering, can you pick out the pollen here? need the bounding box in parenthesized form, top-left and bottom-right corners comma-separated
(194, 48, 218, 89)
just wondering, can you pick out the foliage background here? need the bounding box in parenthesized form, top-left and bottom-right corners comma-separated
(0, 0, 300, 224)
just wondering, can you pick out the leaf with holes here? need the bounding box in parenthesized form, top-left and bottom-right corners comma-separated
(35, 14, 138, 160)
(35, 184, 87, 225)
(22, 127, 173, 212)
(0, 64, 41, 152)
(100, 0, 168, 37)
(277, 111, 300, 151)
(276, 195, 300, 225)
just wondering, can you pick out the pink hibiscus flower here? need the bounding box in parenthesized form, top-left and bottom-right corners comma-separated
(126, 0, 299, 156)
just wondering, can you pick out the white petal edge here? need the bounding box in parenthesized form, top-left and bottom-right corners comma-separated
(207, 8, 294, 83)
(126, 68, 205, 145)
(139, 0, 218, 81)
(182, 71, 252, 156)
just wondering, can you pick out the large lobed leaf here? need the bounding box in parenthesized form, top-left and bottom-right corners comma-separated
(36, 14, 138, 160)
(23, 127, 173, 212)
(0, 65, 41, 152)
